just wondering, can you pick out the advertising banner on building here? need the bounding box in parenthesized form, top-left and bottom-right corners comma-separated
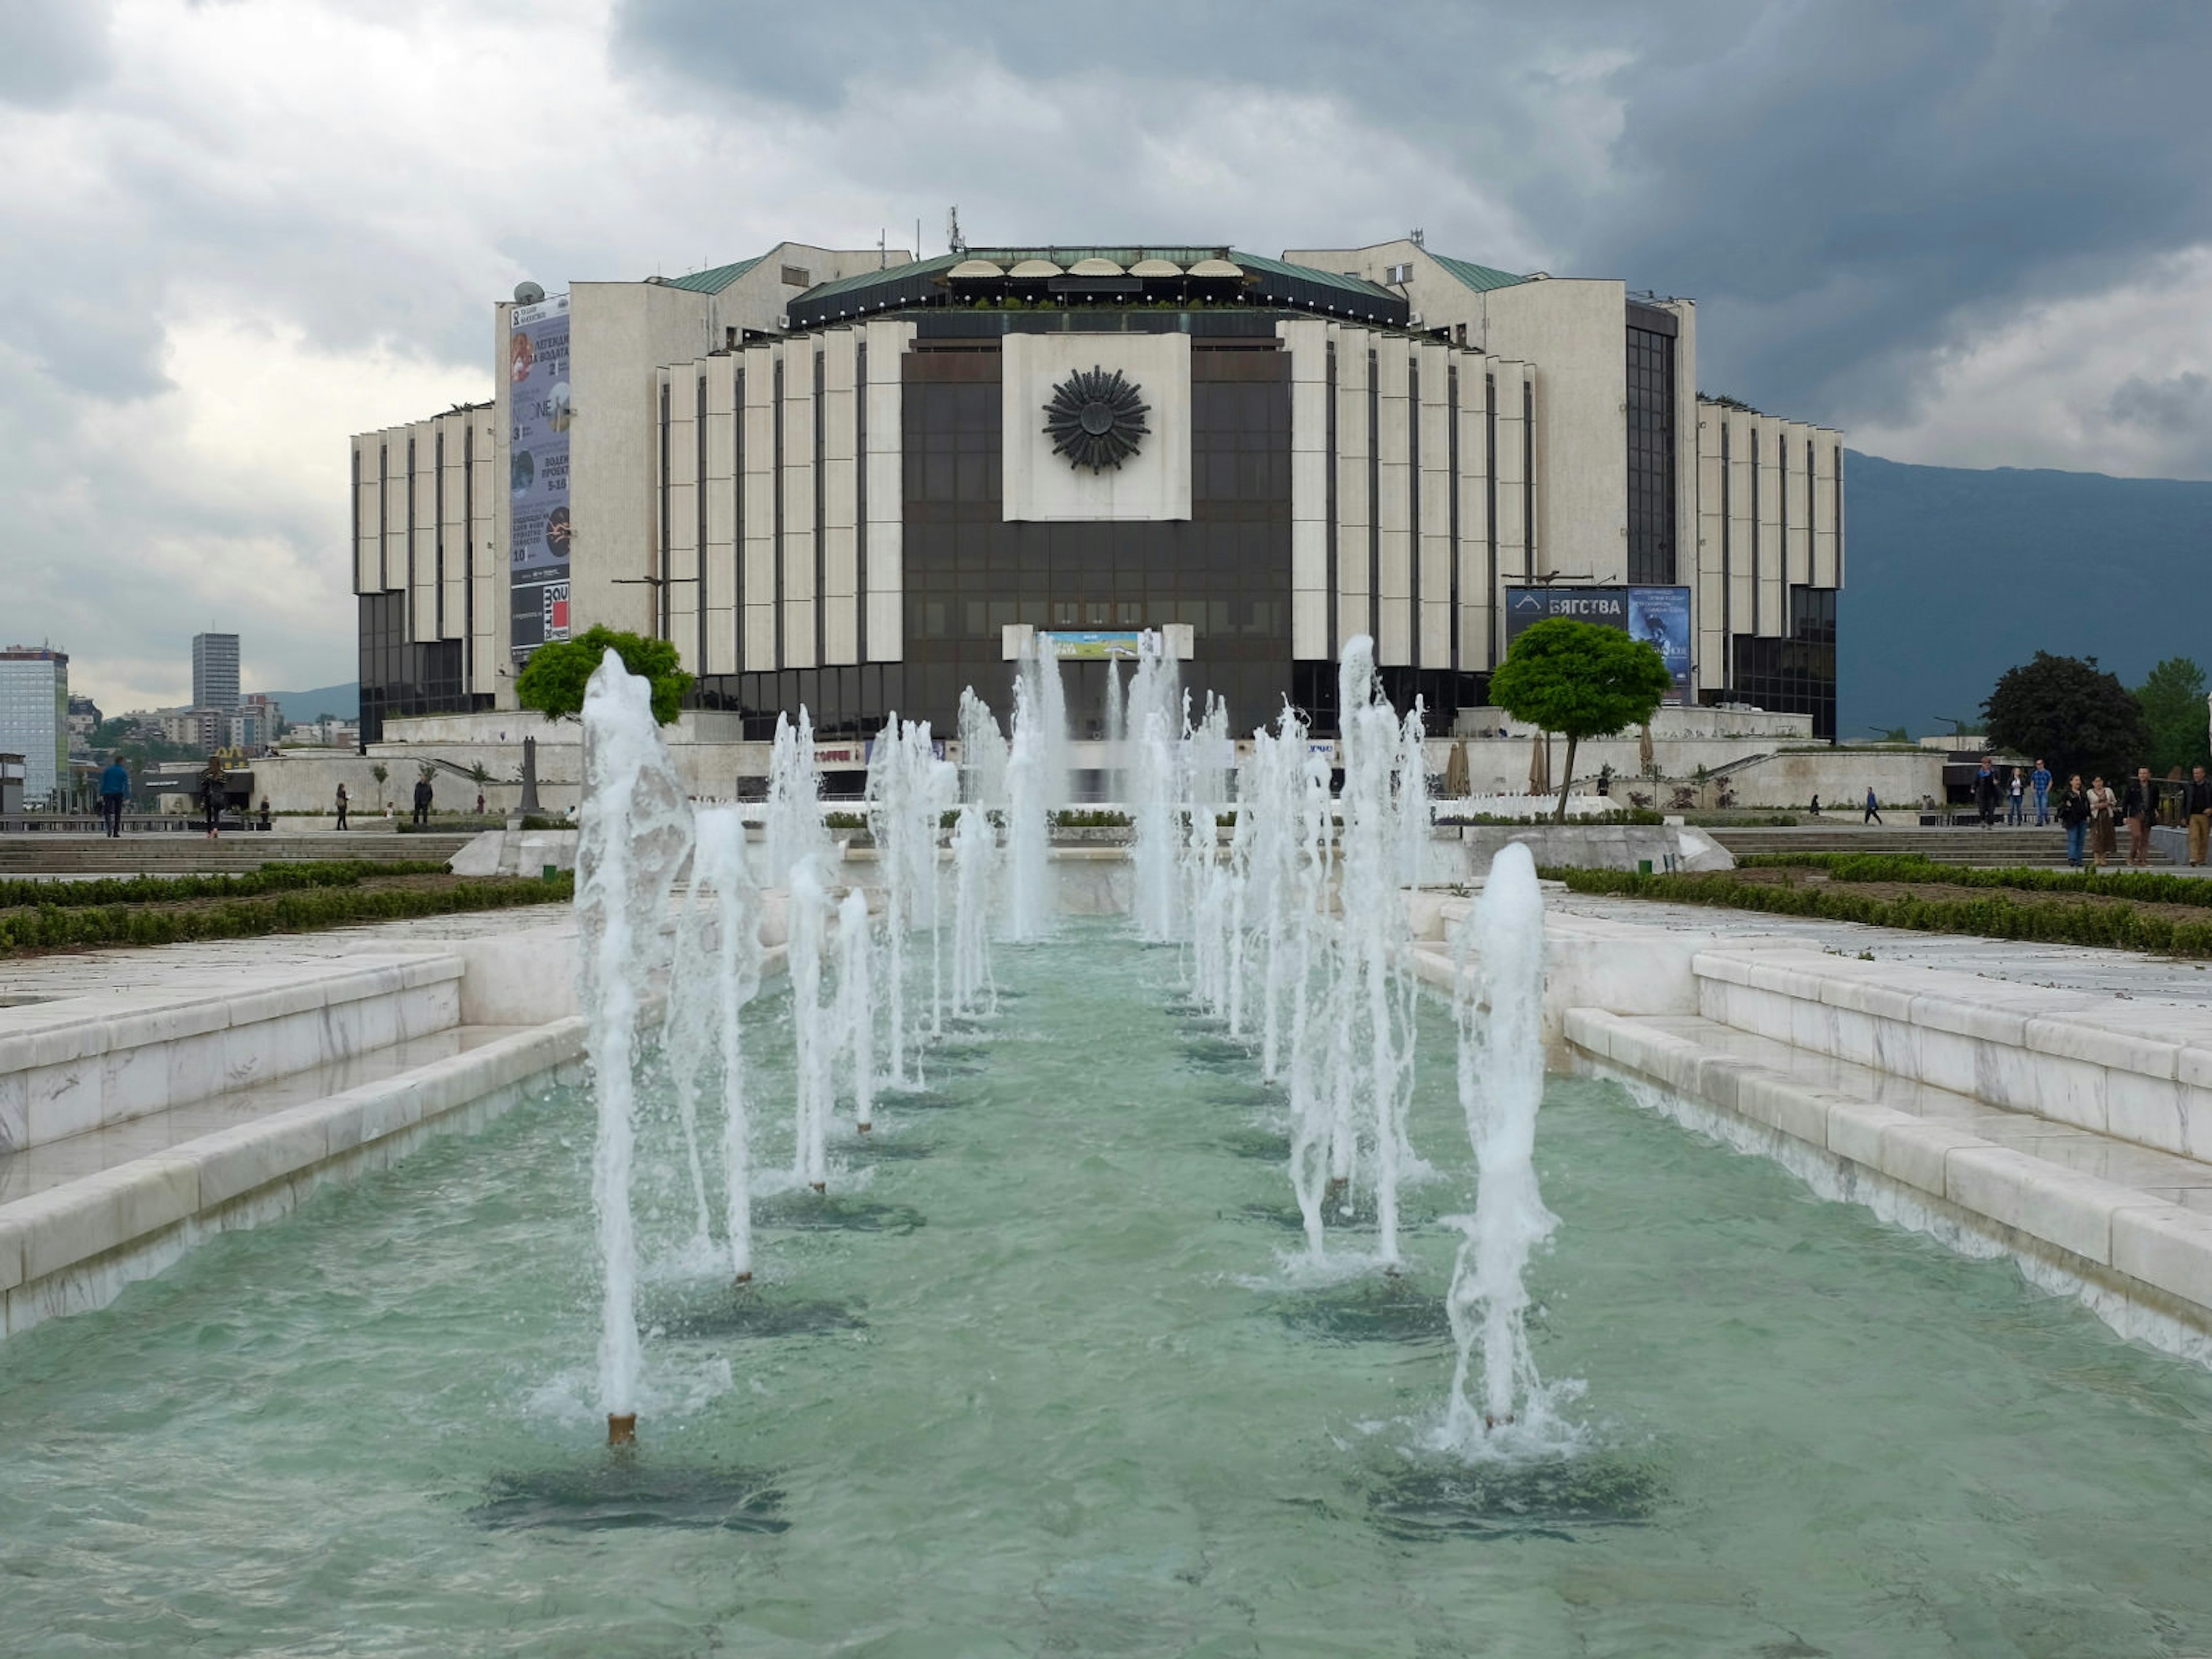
(509, 294, 571, 666)
(1503, 584, 1692, 702)
(1039, 630, 1146, 660)
(1627, 585, 1692, 703)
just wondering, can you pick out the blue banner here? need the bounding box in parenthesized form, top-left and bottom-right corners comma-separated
(509, 294, 571, 665)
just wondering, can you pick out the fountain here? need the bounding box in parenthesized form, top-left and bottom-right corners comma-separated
(866, 716, 955, 1084)
(762, 707, 829, 892)
(786, 855, 834, 1193)
(1127, 633, 1183, 943)
(1003, 648, 1061, 944)
(574, 649, 694, 1443)
(1438, 840, 1563, 1449)
(837, 887, 876, 1133)
(665, 805, 764, 1274)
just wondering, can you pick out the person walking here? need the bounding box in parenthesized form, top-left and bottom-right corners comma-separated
(2032, 758, 2053, 826)
(97, 755, 130, 838)
(1863, 786, 1883, 825)
(198, 760, 225, 842)
(2185, 763, 2212, 868)
(2058, 774, 2090, 869)
(1973, 757, 1999, 827)
(2088, 775, 2119, 871)
(475, 790, 486, 816)
(334, 783, 349, 831)
(2007, 767, 2026, 826)
(411, 774, 434, 828)
(2123, 766, 2158, 868)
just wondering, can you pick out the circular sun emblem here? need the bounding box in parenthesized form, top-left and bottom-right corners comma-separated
(1042, 366, 1150, 472)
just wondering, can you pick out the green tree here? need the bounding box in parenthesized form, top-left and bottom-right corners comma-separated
(1983, 652, 2150, 785)
(370, 762, 389, 810)
(1488, 618, 1673, 821)
(515, 627, 694, 726)
(2136, 656, 2210, 776)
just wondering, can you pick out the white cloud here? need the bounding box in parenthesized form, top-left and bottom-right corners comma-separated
(1849, 246, 2212, 480)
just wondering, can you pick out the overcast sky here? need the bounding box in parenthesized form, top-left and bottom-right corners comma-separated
(4, 0, 2208, 711)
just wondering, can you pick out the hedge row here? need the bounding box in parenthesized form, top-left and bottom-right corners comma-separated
(1543, 866, 2212, 957)
(0, 861, 453, 912)
(0, 872, 573, 953)
(1736, 852, 2212, 908)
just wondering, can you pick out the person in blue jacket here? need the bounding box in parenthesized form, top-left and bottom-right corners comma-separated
(97, 756, 130, 838)
(2031, 758, 2053, 826)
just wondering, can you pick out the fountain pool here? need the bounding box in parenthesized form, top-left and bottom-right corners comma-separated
(5, 926, 2212, 1656)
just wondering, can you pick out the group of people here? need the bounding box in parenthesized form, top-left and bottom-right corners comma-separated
(2049, 764, 2212, 871)
(1969, 758, 2058, 827)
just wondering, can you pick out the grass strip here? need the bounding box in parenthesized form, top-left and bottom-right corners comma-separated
(0, 860, 453, 912)
(1736, 851, 2212, 907)
(0, 872, 572, 954)
(1542, 866, 2212, 958)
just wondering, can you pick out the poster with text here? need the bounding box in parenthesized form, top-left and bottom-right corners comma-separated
(509, 294, 571, 665)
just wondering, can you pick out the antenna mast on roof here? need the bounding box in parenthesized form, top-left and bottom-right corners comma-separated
(878, 228, 887, 269)
(946, 206, 966, 256)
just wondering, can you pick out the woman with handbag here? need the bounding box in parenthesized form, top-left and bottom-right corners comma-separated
(2087, 775, 2119, 872)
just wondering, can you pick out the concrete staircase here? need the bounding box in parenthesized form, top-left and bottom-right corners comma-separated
(1709, 824, 2156, 867)
(0, 834, 474, 876)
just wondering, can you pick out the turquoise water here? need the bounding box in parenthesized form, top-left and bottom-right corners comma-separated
(6, 926, 2212, 1656)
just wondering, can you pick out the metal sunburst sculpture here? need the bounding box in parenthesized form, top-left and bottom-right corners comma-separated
(1042, 366, 1150, 472)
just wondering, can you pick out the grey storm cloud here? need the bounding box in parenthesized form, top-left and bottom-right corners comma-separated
(0, 0, 114, 109)
(614, 0, 2212, 440)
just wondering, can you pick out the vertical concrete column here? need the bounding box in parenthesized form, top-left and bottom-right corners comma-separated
(663, 366, 701, 668)
(353, 435, 381, 597)
(1454, 354, 1491, 669)
(1669, 300, 1700, 594)
(1276, 318, 1330, 661)
(1785, 420, 1813, 603)
(1694, 404, 1727, 699)
(1415, 339, 1452, 669)
(741, 343, 778, 671)
(781, 342, 817, 669)
(1810, 432, 1838, 589)
(819, 329, 859, 665)
(437, 411, 467, 642)
(1373, 340, 1413, 665)
(1491, 361, 1528, 597)
(410, 430, 437, 642)
(862, 317, 914, 663)
(1725, 409, 1755, 655)
(1753, 416, 1782, 637)
(702, 356, 738, 675)
(1331, 324, 1372, 652)
(381, 434, 407, 608)
(469, 410, 499, 695)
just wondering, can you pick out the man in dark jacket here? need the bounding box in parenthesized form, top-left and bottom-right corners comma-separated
(2123, 767, 2159, 867)
(411, 774, 434, 828)
(1974, 759, 2000, 828)
(97, 757, 130, 838)
(2186, 764, 2211, 868)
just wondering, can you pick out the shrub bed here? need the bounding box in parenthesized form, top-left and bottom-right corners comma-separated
(0, 861, 454, 912)
(0, 872, 573, 953)
(1736, 853, 2212, 908)
(1543, 866, 2212, 957)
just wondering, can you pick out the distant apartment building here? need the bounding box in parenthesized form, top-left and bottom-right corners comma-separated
(66, 694, 101, 756)
(0, 646, 70, 806)
(192, 632, 240, 713)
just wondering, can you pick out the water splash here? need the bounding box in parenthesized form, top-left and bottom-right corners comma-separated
(837, 887, 876, 1132)
(787, 855, 834, 1192)
(1005, 645, 1063, 943)
(575, 649, 693, 1421)
(1437, 840, 1575, 1454)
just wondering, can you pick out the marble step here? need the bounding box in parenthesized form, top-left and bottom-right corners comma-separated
(1568, 1007, 2212, 1334)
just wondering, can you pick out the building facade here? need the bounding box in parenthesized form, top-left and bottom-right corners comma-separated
(353, 238, 1843, 747)
(0, 647, 69, 806)
(191, 632, 240, 714)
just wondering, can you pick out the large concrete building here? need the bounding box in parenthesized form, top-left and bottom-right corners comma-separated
(350, 237, 1843, 756)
